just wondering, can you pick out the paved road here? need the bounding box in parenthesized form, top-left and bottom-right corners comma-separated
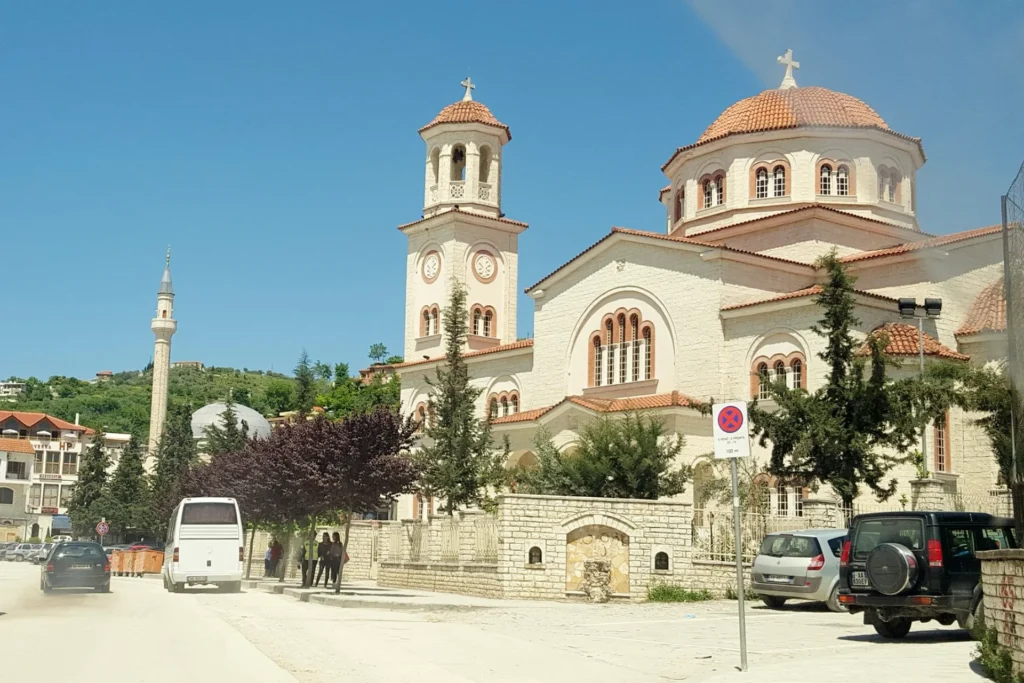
(0, 561, 988, 682)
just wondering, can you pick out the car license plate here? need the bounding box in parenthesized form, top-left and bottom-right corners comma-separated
(187, 576, 208, 584)
(765, 575, 791, 584)
(70, 564, 90, 570)
(851, 571, 869, 587)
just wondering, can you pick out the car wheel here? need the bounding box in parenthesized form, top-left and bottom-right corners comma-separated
(760, 595, 787, 609)
(968, 597, 986, 634)
(173, 582, 185, 594)
(15, 555, 23, 562)
(873, 618, 912, 639)
(826, 585, 848, 613)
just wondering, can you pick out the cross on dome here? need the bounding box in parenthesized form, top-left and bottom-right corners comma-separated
(461, 76, 475, 102)
(776, 49, 800, 89)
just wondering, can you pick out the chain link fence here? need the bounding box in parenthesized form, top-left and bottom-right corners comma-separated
(1005, 163, 1024, 484)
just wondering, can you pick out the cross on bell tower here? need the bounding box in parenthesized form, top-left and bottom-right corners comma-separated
(461, 76, 475, 102)
(777, 49, 800, 89)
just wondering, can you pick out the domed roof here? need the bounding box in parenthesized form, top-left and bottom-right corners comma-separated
(191, 402, 272, 441)
(698, 87, 889, 144)
(419, 100, 511, 140)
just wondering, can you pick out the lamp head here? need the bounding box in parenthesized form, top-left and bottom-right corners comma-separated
(924, 298, 943, 318)
(898, 298, 918, 319)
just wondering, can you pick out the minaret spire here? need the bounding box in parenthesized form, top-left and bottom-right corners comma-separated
(148, 250, 178, 453)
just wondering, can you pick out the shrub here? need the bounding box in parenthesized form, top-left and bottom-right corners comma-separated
(975, 624, 1024, 683)
(647, 583, 713, 603)
(725, 585, 758, 601)
(28, 536, 42, 544)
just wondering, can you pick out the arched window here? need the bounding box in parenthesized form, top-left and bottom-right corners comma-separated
(773, 165, 786, 197)
(673, 190, 684, 223)
(472, 308, 482, 336)
(429, 148, 440, 188)
(162, 310, 167, 319)
(510, 393, 519, 414)
(934, 411, 949, 472)
(703, 180, 713, 209)
(415, 404, 427, 433)
(0, 487, 13, 505)
(757, 363, 770, 400)
(593, 336, 603, 388)
(755, 168, 768, 199)
(422, 309, 432, 337)
(776, 483, 789, 516)
(715, 174, 725, 206)
(887, 172, 897, 203)
(430, 308, 439, 335)
(617, 314, 627, 383)
(484, 310, 493, 337)
(879, 168, 896, 203)
(479, 146, 492, 183)
(451, 144, 466, 182)
(791, 359, 803, 389)
(630, 315, 640, 382)
(500, 396, 509, 417)
(489, 398, 498, 420)
(654, 551, 669, 571)
(589, 313, 654, 387)
(774, 360, 786, 384)
(528, 546, 543, 564)
(605, 319, 614, 385)
(820, 164, 832, 195)
(642, 326, 653, 380)
(837, 165, 849, 196)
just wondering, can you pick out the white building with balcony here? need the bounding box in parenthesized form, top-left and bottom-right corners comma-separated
(0, 382, 26, 400)
(380, 58, 1008, 518)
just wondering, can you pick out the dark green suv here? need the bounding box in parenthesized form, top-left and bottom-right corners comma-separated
(837, 511, 1015, 638)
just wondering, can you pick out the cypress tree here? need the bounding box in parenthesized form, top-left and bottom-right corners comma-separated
(67, 430, 112, 539)
(152, 404, 199, 535)
(107, 435, 152, 538)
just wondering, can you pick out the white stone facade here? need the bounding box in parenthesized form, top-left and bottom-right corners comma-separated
(388, 81, 1008, 517)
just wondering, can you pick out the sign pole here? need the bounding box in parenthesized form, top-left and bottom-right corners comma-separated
(731, 458, 748, 672)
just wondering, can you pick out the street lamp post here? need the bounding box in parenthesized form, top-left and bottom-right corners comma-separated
(898, 297, 943, 476)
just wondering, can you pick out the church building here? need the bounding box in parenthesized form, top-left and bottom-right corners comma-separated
(389, 57, 1008, 518)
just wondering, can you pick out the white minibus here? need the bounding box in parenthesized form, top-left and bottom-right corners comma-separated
(162, 497, 244, 593)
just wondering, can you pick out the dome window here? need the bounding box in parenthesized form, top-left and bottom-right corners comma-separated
(755, 168, 769, 199)
(837, 165, 850, 196)
(773, 166, 786, 197)
(820, 164, 833, 195)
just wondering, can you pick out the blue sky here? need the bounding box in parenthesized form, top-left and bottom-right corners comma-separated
(2, 1, 1022, 380)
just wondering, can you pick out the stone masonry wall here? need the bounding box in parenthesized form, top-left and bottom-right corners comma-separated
(979, 549, 1024, 674)
(378, 562, 501, 598)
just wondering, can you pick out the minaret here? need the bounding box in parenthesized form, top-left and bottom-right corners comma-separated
(147, 248, 177, 453)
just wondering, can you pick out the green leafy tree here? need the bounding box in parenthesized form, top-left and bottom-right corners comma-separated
(312, 361, 333, 383)
(749, 252, 919, 508)
(107, 435, 153, 537)
(517, 416, 690, 499)
(294, 350, 317, 415)
(317, 358, 401, 420)
(385, 355, 404, 365)
(368, 343, 389, 365)
(203, 400, 249, 456)
(263, 379, 297, 416)
(414, 284, 505, 513)
(66, 431, 113, 538)
(151, 404, 200, 536)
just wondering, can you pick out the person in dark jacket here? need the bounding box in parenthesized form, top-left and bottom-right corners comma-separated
(314, 532, 331, 587)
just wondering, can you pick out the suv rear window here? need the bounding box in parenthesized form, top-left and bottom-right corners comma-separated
(853, 518, 925, 560)
(758, 534, 822, 558)
(181, 502, 237, 525)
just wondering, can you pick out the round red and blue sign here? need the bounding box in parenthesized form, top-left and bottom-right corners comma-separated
(717, 406, 744, 434)
(95, 521, 109, 536)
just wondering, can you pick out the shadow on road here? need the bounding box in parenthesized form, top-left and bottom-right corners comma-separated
(749, 601, 831, 613)
(839, 628, 972, 644)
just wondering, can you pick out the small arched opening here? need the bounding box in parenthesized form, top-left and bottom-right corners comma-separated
(654, 551, 669, 571)
(479, 146, 492, 183)
(451, 144, 467, 182)
(528, 546, 543, 564)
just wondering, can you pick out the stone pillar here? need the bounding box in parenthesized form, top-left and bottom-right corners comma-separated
(801, 498, 840, 529)
(978, 549, 1024, 674)
(911, 478, 948, 511)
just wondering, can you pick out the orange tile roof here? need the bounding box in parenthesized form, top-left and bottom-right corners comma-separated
(397, 208, 528, 232)
(662, 87, 923, 170)
(858, 323, 969, 361)
(0, 410, 91, 433)
(418, 100, 510, 139)
(721, 285, 901, 312)
(0, 438, 35, 454)
(491, 391, 700, 425)
(390, 339, 534, 370)
(525, 227, 814, 294)
(658, 185, 671, 199)
(839, 225, 1002, 263)
(956, 278, 1007, 337)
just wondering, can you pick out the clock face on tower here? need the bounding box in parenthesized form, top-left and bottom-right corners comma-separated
(473, 251, 497, 283)
(422, 251, 440, 283)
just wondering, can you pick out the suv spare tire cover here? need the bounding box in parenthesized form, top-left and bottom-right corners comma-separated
(866, 543, 919, 595)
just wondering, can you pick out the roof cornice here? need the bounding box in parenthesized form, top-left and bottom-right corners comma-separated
(398, 208, 528, 235)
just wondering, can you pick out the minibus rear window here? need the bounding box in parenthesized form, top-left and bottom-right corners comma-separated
(181, 502, 237, 525)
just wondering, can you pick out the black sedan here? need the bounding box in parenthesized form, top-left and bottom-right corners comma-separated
(41, 542, 111, 593)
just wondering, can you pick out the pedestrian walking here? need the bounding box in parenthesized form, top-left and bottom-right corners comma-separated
(269, 540, 282, 577)
(314, 532, 331, 587)
(263, 544, 272, 577)
(328, 531, 344, 586)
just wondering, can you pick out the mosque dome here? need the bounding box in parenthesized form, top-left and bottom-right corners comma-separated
(191, 402, 272, 441)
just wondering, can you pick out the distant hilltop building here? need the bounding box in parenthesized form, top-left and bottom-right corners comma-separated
(171, 360, 204, 371)
(0, 382, 26, 400)
(94, 370, 113, 383)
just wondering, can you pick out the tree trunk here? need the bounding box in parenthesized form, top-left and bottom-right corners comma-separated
(1012, 483, 1024, 542)
(245, 525, 256, 580)
(279, 533, 291, 583)
(333, 513, 352, 594)
(302, 519, 316, 588)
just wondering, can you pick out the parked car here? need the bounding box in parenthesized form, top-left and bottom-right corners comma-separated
(51, 535, 73, 543)
(29, 543, 55, 564)
(838, 511, 1014, 639)
(6, 543, 42, 562)
(752, 529, 848, 612)
(41, 541, 111, 593)
(0, 542, 17, 560)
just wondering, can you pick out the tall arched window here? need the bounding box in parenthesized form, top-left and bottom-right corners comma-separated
(673, 190, 684, 223)
(791, 359, 803, 389)
(415, 404, 428, 433)
(757, 363, 770, 400)
(589, 312, 654, 387)
(483, 310, 493, 337)
(774, 360, 786, 384)
(837, 165, 849, 196)
(472, 308, 482, 336)
(703, 180, 713, 209)
(820, 164, 832, 195)
(593, 336, 603, 388)
(617, 314, 627, 383)
(510, 394, 519, 414)
(431, 308, 439, 335)
(642, 326, 653, 380)
(500, 396, 509, 417)
(773, 166, 786, 197)
(630, 315, 640, 382)
(451, 144, 466, 182)
(879, 168, 896, 203)
(429, 148, 440, 189)
(422, 309, 431, 336)
(489, 398, 498, 420)
(755, 168, 768, 199)
(479, 146, 492, 183)
(715, 175, 725, 206)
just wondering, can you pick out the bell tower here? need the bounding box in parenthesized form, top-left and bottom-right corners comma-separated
(401, 79, 526, 360)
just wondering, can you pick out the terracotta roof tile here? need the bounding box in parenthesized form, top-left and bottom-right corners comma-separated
(418, 100, 510, 139)
(956, 278, 1007, 337)
(0, 437, 36, 454)
(663, 87, 923, 170)
(0, 411, 92, 434)
(398, 208, 528, 232)
(491, 391, 700, 425)
(390, 339, 533, 370)
(525, 227, 814, 294)
(858, 323, 969, 361)
(721, 285, 901, 312)
(839, 225, 1002, 263)
(659, 185, 671, 199)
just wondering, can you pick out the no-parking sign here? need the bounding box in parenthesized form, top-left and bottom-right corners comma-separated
(96, 521, 110, 536)
(712, 401, 751, 459)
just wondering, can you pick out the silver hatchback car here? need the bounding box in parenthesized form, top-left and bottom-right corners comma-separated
(752, 529, 848, 612)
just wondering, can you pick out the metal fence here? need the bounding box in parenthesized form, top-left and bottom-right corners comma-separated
(440, 518, 460, 563)
(691, 509, 820, 562)
(1005, 163, 1024, 484)
(474, 516, 498, 563)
